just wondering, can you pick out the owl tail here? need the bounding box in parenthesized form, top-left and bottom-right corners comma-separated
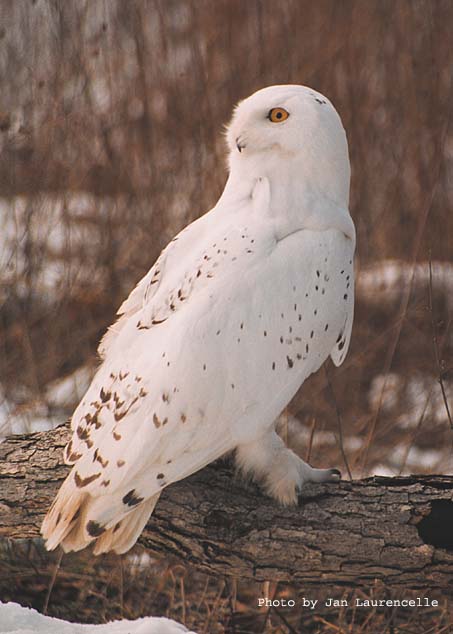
(41, 474, 161, 555)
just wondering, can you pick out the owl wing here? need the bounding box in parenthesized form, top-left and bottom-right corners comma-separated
(98, 212, 213, 358)
(42, 206, 277, 553)
(330, 267, 354, 366)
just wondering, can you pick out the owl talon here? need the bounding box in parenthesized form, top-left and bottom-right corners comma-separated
(329, 468, 341, 481)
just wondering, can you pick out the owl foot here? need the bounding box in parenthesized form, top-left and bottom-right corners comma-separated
(235, 430, 341, 506)
(265, 453, 341, 505)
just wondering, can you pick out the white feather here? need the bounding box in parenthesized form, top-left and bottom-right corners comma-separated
(42, 84, 355, 553)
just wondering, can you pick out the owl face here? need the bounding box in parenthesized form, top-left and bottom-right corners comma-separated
(226, 84, 350, 207)
(227, 85, 339, 156)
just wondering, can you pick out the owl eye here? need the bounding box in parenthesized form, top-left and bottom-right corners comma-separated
(268, 107, 289, 123)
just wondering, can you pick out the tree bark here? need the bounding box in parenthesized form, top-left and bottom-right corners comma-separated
(1, 425, 453, 588)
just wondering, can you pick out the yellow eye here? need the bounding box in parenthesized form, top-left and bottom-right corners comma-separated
(268, 107, 289, 123)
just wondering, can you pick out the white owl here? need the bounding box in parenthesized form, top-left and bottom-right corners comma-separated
(42, 85, 355, 555)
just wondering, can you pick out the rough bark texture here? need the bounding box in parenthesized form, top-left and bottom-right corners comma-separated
(1, 425, 453, 588)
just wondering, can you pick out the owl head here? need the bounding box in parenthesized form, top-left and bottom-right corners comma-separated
(225, 85, 350, 207)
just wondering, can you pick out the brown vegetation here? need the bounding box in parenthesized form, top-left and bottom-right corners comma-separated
(1, 1, 453, 632)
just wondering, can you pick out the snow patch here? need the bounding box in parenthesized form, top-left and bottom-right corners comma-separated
(0, 393, 63, 442)
(0, 602, 196, 634)
(0, 365, 93, 441)
(368, 372, 453, 429)
(45, 366, 95, 410)
(357, 259, 453, 310)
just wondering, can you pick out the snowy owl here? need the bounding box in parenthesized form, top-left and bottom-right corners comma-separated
(42, 84, 355, 555)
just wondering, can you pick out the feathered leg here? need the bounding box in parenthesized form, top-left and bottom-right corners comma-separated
(235, 427, 340, 505)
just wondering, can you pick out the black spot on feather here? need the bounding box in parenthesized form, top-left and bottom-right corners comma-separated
(123, 489, 144, 507)
(87, 520, 106, 537)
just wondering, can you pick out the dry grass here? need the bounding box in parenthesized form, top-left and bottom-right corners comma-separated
(1, 0, 453, 631)
(1, 542, 452, 633)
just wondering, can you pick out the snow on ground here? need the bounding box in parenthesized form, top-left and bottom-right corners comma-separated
(0, 194, 110, 303)
(45, 365, 95, 411)
(0, 391, 63, 442)
(0, 365, 94, 442)
(357, 259, 453, 309)
(0, 602, 197, 634)
(0, 192, 185, 306)
(368, 372, 453, 429)
(373, 445, 451, 477)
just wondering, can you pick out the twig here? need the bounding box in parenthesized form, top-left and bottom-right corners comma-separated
(42, 549, 63, 614)
(397, 388, 432, 476)
(305, 416, 317, 464)
(325, 365, 353, 480)
(180, 574, 187, 626)
(271, 605, 299, 634)
(428, 256, 453, 430)
(202, 579, 225, 634)
(118, 554, 124, 618)
(260, 581, 279, 634)
(225, 577, 237, 634)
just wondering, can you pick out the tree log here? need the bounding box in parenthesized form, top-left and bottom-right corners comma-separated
(1, 425, 453, 588)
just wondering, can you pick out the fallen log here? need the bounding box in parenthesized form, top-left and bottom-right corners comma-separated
(1, 425, 453, 588)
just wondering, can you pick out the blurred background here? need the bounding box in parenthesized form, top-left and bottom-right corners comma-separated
(1, 1, 453, 632)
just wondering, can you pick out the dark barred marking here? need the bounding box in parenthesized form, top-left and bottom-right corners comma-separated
(93, 449, 109, 468)
(86, 520, 106, 537)
(68, 451, 83, 462)
(123, 489, 144, 507)
(100, 388, 111, 403)
(91, 412, 101, 429)
(74, 471, 101, 488)
(76, 426, 90, 440)
(113, 393, 125, 408)
(153, 413, 168, 427)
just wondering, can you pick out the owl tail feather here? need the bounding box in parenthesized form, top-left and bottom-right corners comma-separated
(92, 495, 159, 555)
(41, 475, 88, 552)
(41, 473, 161, 555)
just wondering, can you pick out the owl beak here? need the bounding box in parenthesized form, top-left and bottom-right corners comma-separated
(236, 136, 246, 153)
